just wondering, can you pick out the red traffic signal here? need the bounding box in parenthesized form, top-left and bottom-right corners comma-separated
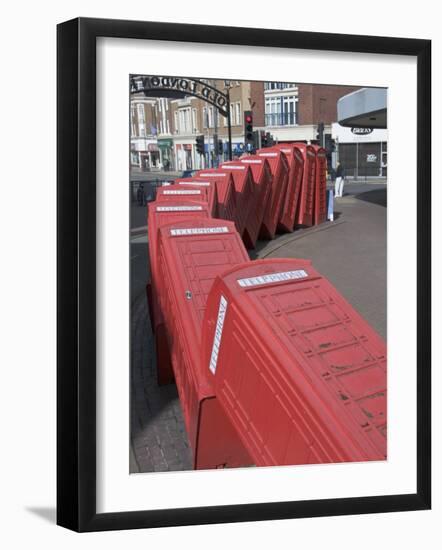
(244, 111, 254, 144)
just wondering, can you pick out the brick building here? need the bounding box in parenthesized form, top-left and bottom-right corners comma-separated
(130, 79, 362, 171)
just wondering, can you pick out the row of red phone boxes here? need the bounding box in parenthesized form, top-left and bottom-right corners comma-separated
(146, 144, 387, 471)
(160, 143, 327, 250)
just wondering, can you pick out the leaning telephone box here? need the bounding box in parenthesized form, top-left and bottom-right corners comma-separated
(237, 157, 272, 248)
(220, 159, 270, 248)
(173, 178, 219, 217)
(192, 172, 237, 224)
(310, 146, 328, 225)
(271, 144, 305, 231)
(203, 258, 387, 467)
(215, 163, 254, 241)
(256, 149, 289, 239)
(147, 201, 209, 384)
(157, 218, 251, 469)
(158, 182, 217, 217)
(294, 143, 316, 227)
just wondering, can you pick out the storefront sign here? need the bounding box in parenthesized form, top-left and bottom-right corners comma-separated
(351, 127, 373, 135)
(158, 138, 173, 149)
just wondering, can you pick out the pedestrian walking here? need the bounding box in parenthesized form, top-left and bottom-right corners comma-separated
(335, 162, 345, 198)
(137, 183, 145, 206)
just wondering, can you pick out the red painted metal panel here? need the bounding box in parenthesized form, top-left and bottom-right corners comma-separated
(310, 146, 328, 225)
(157, 182, 217, 217)
(174, 178, 218, 218)
(217, 163, 254, 239)
(147, 201, 209, 384)
(192, 172, 237, 224)
(198, 168, 253, 238)
(203, 258, 387, 467)
(157, 218, 252, 469)
(271, 144, 305, 231)
(255, 149, 290, 239)
(293, 143, 316, 227)
(221, 159, 271, 249)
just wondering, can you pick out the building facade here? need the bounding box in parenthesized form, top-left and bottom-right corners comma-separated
(332, 123, 388, 179)
(130, 80, 365, 172)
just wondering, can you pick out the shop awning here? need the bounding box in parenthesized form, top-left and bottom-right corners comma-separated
(337, 88, 387, 129)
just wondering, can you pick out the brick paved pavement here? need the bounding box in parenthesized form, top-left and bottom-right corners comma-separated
(130, 293, 192, 473)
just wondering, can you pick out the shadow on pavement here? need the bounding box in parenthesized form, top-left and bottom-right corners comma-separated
(26, 507, 56, 524)
(354, 188, 387, 207)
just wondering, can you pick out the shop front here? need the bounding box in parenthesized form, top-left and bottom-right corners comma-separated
(158, 138, 175, 171)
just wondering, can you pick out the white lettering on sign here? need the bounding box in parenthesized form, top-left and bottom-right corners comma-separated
(170, 226, 229, 236)
(209, 296, 228, 375)
(178, 181, 210, 186)
(366, 154, 377, 162)
(221, 165, 245, 170)
(237, 269, 308, 287)
(241, 159, 263, 164)
(162, 189, 201, 195)
(258, 152, 278, 157)
(199, 173, 227, 177)
(156, 205, 203, 212)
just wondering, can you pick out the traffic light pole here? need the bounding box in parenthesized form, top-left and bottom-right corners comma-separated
(226, 88, 232, 160)
(205, 110, 211, 168)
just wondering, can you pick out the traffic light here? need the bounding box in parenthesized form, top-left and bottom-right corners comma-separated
(316, 122, 324, 146)
(244, 111, 254, 145)
(324, 133, 336, 152)
(260, 131, 274, 148)
(218, 139, 223, 155)
(261, 130, 267, 147)
(195, 134, 205, 155)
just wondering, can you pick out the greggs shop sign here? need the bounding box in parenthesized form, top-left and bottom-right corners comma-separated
(133, 76, 229, 117)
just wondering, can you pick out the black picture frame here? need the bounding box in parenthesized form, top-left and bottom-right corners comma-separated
(57, 17, 431, 532)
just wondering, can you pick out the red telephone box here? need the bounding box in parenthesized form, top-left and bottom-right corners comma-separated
(310, 145, 328, 225)
(271, 144, 305, 231)
(157, 218, 252, 469)
(147, 201, 209, 384)
(255, 149, 290, 238)
(293, 143, 316, 227)
(203, 258, 387, 467)
(221, 159, 271, 249)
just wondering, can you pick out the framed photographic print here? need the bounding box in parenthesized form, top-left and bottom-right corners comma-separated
(57, 17, 431, 532)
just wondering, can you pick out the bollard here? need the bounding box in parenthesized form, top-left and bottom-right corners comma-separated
(327, 188, 334, 221)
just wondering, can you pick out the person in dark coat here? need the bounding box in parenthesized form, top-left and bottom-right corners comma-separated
(137, 183, 145, 206)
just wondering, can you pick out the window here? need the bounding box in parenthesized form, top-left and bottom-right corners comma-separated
(235, 102, 241, 126)
(175, 107, 193, 134)
(137, 103, 145, 122)
(203, 107, 216, 129)
(192, 108, 197, 133)
(265, 95, 297, 126)
(130, 105, 137, 136)
(264, 82, 296, 91)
